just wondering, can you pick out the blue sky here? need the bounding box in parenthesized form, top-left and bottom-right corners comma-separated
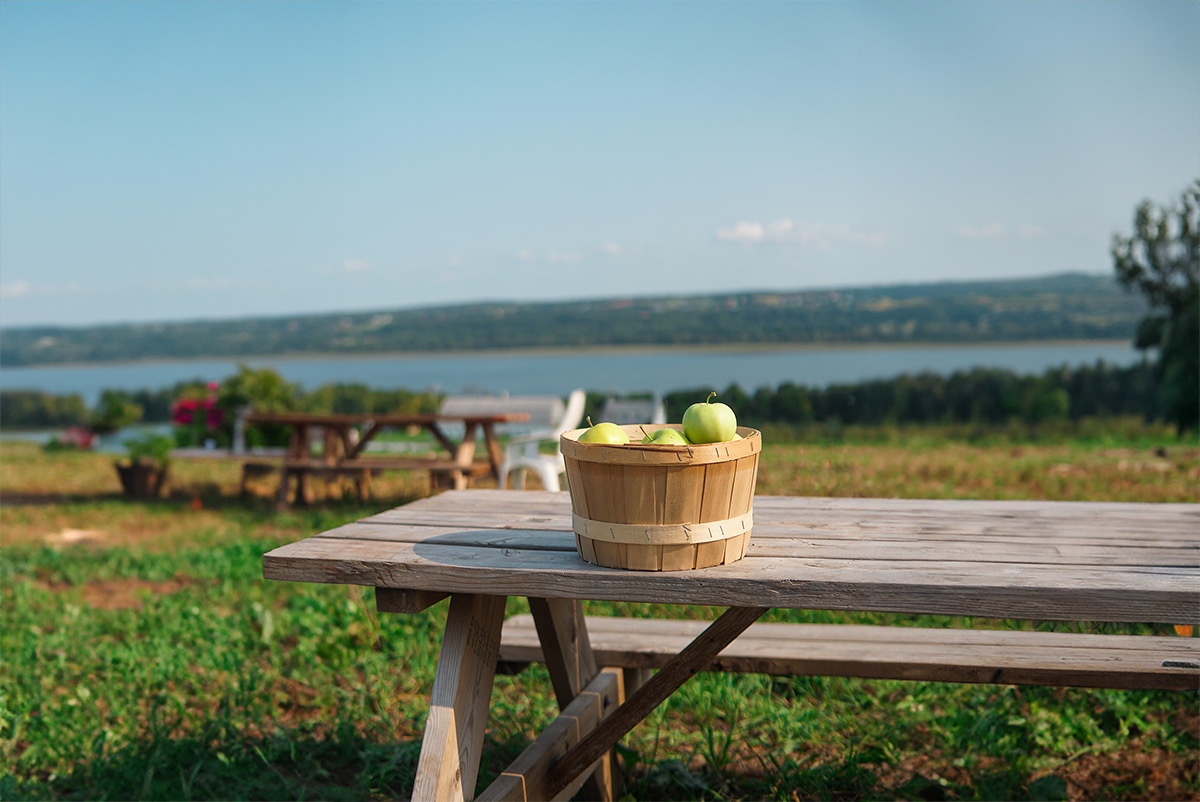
(1, 1, 1197, 328)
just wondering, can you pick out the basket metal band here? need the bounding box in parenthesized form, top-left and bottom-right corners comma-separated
(571, 511, 753, 546)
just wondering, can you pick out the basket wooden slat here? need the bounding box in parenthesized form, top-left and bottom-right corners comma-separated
(560, 424, 761, 571)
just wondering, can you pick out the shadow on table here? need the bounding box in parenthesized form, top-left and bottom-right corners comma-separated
(410, 527, 578, 560)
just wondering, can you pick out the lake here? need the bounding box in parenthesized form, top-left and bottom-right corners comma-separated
(0, 341, 1143, 405)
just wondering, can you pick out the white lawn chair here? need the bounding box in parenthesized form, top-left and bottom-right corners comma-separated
(497, 389, 586, 491)
(599, 394, 666, 426)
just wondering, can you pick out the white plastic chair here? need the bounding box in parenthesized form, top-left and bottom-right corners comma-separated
(498, 389, 586, 491)
(599, 394, 666, 426)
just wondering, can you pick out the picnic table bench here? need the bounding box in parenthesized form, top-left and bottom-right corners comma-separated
(243, 411, 528, 506)
(263, 490, 1199, 801)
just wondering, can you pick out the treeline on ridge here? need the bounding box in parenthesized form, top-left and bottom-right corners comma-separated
(1, 273, 1146, 367)
(1, 360, 1158, 433)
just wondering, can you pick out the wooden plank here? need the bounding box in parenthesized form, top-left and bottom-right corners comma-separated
(663, 465, 699, 524)
(362, 493, 1198, 547)
(373, 487, 1199, 525)
(724, 530, 749, 564)
(622, 666, 654, 696)
(375, 587, 449, 614)
(500, 615, 1200, 691)
(412, 594, 507, 802)
(660, 542, 698, 571)
(476, 668, 623, 802)
(348, 420, 379, 459)
(262, 536, 1200, 624)
(529, 599, 600, 705)
(698, 460, 736, 523)
(312, 522, 1198, 568)
(357, 513, 1197, 549)
(529, 599, 614, 800)
(427, 422, 460, 460)
(274, 531, 1200, 591)
(563, 459, 589, 518)
(545, 606, 767, 797)
(480, 422, 506, 479)
(455, 421, 480, 474)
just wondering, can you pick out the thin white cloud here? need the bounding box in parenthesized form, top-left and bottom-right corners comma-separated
(766, 220, 794, 239)
(314, 258, 375, 275)
(717, 221, 766, 242)
(0, 279, 33, 299)
(601, 242, 624, 256)
(958, 223, 1007, 239)
(0, 279, 84, 299)
(957, 223, 1046, 240)
(519, 249, 586, 264)
(718, 219, 887, 249)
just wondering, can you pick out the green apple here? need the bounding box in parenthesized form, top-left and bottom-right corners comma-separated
(578, 417, 629, 444)
(682, 392, 738, 443)
(640, 427, 691, 446)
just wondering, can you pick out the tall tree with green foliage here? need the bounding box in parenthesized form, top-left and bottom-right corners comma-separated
(1111, 180, 1199, 434)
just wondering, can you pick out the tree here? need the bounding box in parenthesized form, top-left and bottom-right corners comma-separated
(89, 389, 144, 434)
(1112, 180, 1199, 434)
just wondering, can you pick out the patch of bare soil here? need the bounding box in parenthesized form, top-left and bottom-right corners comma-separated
(1058, 746, 1199, 801)
(35, 575, 200, 610)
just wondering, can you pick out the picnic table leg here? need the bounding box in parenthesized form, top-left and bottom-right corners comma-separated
(454, 422, 480, 490)
(528, 598, 618, 801)
(412, 593, 507, 802)
(480, 422, 505, 482)
(275, 465, 292, 508)
(428, 422, 472, 491)
(296, 470, 315, 506)
(282, 425, 315, 506)
(324, 426, 344, 498)
(356, 468, 371, 502)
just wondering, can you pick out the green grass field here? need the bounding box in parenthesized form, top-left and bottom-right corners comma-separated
(1, 424, 1197, 801)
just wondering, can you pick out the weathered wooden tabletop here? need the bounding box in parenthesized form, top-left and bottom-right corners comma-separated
(263, 489, 1199, 624)
(263, 490, 1199, 801)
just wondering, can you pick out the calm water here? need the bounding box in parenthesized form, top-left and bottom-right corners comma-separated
(0, 341, 1142, 406)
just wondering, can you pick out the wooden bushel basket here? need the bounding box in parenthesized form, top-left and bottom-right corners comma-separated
(560, 424, 761, 571)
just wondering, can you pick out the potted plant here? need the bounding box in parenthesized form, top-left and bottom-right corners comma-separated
(114, 433, 172, 499)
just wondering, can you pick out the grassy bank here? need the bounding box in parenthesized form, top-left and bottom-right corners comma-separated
(1, 426, 1197, 800)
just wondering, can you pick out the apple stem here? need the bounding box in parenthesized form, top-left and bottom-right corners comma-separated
(639, 425, 650, 439)
(707, 392, 717, 404)
(586, 416, 593, 427)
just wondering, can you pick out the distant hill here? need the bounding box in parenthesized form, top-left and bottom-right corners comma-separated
(0, 273, 1146, 367)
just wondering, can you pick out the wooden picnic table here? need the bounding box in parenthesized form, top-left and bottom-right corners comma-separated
(263, 490, 1199, 801)
(244, 411, 528, 506)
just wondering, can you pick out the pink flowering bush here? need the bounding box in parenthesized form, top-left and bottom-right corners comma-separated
(172, 382, 228, 448)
